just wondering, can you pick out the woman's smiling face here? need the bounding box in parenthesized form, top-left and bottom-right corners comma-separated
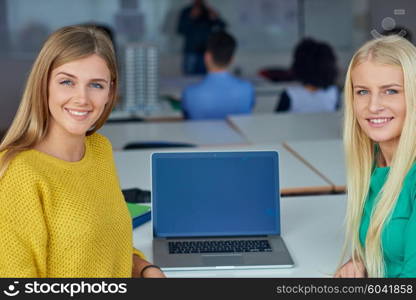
(352, 60, 406, 151)
(47, 54, 111, 138)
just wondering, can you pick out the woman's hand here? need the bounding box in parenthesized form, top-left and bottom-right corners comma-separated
(141, 265, 166, 278)
(132, 254, 166, 278)
(334, 258, 367, 278)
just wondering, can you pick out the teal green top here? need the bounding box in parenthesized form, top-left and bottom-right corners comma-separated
(359, 163, 416, 277)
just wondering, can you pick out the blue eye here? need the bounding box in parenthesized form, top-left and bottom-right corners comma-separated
(90, 82, 104, 89)
(356, 90, 368, 96)
(60, 80, 73, 86)
(386, 89, 398, 95)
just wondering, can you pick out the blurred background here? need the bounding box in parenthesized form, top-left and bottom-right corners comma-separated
(0, 0, 415, 133)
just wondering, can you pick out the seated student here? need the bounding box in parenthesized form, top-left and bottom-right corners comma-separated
(182, 31, 254, 120)
(275, 38, 339, 113)
(0, 25, 164, 278)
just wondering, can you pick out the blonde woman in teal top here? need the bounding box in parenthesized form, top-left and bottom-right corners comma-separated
(335, 35, 416, 278)
(359, 162, 416, 277)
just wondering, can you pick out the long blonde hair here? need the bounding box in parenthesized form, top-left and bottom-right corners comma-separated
(340, 35, 416, 277)
(0, 25, 118, 177)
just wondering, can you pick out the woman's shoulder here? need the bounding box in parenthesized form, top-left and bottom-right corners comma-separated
(405, 163, 416, 201)
(87, 132, 111, 145)
(86, 133, 112, 150)
(86, 133, 114, 160)
(0, 150, 41, 186)
(406, 163, 416, 180)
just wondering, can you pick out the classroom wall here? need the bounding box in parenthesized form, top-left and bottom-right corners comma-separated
(0, 58, 32, 131)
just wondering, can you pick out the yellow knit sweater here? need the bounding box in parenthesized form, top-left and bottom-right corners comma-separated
(0, 133, 141, 277)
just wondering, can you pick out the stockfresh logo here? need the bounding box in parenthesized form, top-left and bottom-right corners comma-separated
(3, 281, 20, 297)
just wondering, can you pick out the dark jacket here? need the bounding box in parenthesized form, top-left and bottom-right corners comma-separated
(177, 5, 226, 53)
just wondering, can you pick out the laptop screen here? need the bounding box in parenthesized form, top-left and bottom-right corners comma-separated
(152, 151, 280, 238)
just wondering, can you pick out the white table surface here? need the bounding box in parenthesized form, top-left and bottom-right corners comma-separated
(133, 194, 346, 277)
(228, 112, 343, 144)
(114, 144, 332, 196)
(284, 139, 346, 192)
(108, 101, 183, 121)
(100, 120, 248, 150)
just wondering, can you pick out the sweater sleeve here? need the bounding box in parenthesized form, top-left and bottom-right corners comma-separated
(133, 248, 146, 260)
(0, 164, 48, 277)
(97, 135, 148, 262)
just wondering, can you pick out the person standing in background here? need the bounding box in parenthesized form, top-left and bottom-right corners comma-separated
(177, 0, 226, 75)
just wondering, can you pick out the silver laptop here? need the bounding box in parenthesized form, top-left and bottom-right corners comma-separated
(152, 151, 294, 271)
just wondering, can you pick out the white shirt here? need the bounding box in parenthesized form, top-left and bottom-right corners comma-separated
(286, 85, 339, 113)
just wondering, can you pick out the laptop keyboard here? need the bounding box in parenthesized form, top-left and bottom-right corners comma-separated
(168, 240, 272, 254)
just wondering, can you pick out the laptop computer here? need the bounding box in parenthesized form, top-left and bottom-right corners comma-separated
(152, 151, 294, 271)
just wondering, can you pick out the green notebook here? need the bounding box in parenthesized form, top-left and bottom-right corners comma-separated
(126, 203, 151, 228)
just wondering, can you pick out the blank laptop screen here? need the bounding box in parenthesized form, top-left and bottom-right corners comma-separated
(152, 151, 280, 238)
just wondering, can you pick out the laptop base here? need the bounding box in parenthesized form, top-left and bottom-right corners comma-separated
(153, 235, 294, 271)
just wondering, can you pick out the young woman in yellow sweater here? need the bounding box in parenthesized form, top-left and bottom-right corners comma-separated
(0, 25, 165, 278)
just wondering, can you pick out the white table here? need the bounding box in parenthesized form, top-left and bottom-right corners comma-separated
(284, 139, 346, 192)
(132, 194, 346, 277)
(114, 144, 332, 196)
(108, 102, 183, 122)
(100, 120, 248, 150)
(228, 112, 343, 144)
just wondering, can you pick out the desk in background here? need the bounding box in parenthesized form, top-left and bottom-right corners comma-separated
(100, 120, 248, 150)
(284, 139, 346, 192)
(114, 144, 332, 196)
(228, 112, 342, 144)
(108, 97, 183, 123)
(133, 194, 346, 277)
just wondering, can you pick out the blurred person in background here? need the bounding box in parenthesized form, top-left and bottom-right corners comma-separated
(275, 38, 340, 113)
(182, 31, 254, 120)
(177, 0, 226, 75)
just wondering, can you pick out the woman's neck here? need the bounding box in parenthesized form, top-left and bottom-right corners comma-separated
(377, 139, 399, 167)
(35, 127, 86, 162)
